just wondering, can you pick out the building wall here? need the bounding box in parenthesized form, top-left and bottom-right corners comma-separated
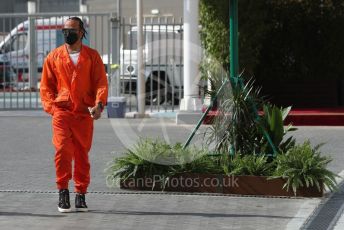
(38, 0, 79, 13)
(85, 0, 183, 19)
(0, 0, 26, 13)
(0, 0, 79, 13)
(0, 0, 79, 32)
(0, 0, 26, 32)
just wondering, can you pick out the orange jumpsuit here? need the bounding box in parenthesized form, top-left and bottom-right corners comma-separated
(40, 45, 108, 194)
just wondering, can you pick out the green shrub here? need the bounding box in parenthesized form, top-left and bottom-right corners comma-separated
(230, 154, 274, 176)
(271, 141, 338, 195)
(105, 139, 226, 188)
(106, 139, 338, 195)
(200, 0, 344, 81)
(199, 0, 230, 74)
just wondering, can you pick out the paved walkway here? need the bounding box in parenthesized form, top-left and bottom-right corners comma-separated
(1, 112, 344, 229)
(0, 191, 321, 230)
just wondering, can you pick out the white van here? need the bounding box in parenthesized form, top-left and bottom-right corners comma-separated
(0, 17, 89, 87)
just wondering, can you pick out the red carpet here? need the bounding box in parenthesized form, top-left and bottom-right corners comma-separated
(203, 108, 344, 126)
(284, 108, 344, 126)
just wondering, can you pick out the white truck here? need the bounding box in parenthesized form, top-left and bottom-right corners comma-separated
(116, 25, 184, 105)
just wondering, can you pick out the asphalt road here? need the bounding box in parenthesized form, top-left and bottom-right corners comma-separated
(0, 112, 343, 229)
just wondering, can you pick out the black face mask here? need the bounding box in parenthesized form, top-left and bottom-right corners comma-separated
(64, 32, 79, 45)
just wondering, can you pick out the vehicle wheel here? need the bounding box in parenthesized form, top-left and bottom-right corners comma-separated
(146, 79, 165, 105)
(145, 77, 166, 105)
(173, 96, 180, 105)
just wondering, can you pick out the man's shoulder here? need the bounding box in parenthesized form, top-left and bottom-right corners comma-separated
(82, 45, 100, 57)
(46, 45, 65, 60)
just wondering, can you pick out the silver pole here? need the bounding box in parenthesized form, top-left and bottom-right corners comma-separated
(110, 13, 117, 97)
(107, 15, 111, 97)
(110, 0, 121, 97)
(36, 0, 40, 12)
(136, 0, 145, 116)
(28, 0, 37, 90)
(115, 0, 121, 96)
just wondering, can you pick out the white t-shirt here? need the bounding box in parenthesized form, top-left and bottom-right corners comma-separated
(69, 52, 80, 65)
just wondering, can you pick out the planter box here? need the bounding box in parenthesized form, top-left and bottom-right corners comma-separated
(120, 173, 323, 197)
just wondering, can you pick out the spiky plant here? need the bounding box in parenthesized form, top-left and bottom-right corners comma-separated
(204, 77, 264, 155)
(271, 141, 338, 195)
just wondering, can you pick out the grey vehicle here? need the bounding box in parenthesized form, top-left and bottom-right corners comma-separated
(105, 25, 184, 105)
(0, 60, 16, 90)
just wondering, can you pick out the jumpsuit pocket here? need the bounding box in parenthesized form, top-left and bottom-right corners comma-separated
(54, 88, 72, 109)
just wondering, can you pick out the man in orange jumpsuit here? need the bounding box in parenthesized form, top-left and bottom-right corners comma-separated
(40, 17, 108, 213)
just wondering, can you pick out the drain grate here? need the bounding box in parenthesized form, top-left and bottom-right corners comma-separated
(0, 189, 305, 199)
(301, 183, 344, 230)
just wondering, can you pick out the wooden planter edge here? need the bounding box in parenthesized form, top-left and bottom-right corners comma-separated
(119, 173, 323, 197)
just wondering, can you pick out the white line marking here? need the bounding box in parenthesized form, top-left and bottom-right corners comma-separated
(285, 198, 321, 230)
(286, 170, 344, 230)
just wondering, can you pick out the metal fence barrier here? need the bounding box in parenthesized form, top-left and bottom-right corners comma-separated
(0, 12, 111, 110)
(0, 13, 187, 113)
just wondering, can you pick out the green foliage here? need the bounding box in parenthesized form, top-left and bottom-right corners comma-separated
(199, 0, 270, 79)
(106, 139, 338, 195)
(204, 76, 297, 157)
(179, 153, 228, 175)
(204, 77, 265, 155)
(230, 154, 274, 176)
(200, 0, 299, 156)
(105, 149, 174, 189)
(259, 104, 297, 153)
(127, 139, 196, 166)
(256, 0, 344, 80)
(200, 0, 344, 82)
(271, 141, 338, 195)
(229, 79, 263, 154)
(199, 0, 230, 73)
(105, 139, 227, 188)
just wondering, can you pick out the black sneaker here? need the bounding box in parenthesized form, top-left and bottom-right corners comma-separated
(58, 189, 72, 213)
(75, 193, 88, 212)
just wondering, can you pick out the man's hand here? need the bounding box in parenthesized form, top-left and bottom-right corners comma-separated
(88, 105, 102, 120)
